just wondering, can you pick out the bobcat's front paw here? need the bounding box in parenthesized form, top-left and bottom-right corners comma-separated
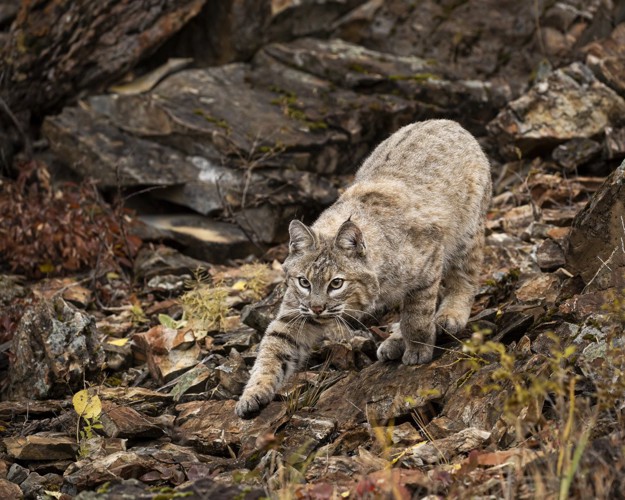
(235, 388, 273, 418)
(377, 335, 404, 361)
(435, 310, 468, 335)
(402, 344, 434, 365)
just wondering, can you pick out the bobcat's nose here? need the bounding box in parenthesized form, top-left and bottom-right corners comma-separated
(311, 305, 325, 315)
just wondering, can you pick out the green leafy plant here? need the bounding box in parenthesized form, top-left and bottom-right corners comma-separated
(73, 389, 104, 457)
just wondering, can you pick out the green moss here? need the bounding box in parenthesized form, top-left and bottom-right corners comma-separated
(348, 62, 369, 74)
(387, 72, 439, 83)
(192, 109, 231, 131)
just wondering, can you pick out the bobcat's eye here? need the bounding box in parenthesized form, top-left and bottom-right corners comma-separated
(329, 278, 344, 290)
(298, 277, 311, 289)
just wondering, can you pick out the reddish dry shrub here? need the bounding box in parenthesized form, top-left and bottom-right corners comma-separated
(0, 160, 141, 278)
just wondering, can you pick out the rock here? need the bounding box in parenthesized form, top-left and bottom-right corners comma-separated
(8, 298, 105, 400)
(552, 138, 602, 170)
(566, 160, 625, 290)
(257, 37, 510, 134)
(0, 401, 70, 421)
(501, 205, 536, 237)
(170, 363, 214, 401)
(0, 275, 27, 306)
(137, 215, 258, 263)
(100, 403, 164, 440)
(19, 472, 62, 499)
(280, 413, 336, 464)
(0, 479, 22, 500)
(400, 428, 491, 467)
(241, 282, 286, 334)
(536, 239, 567, 271)
(77, 436, 128, 461)
(132, 325, 201, 383)
(332, 0, 593, 93)
(212, 328, 260, 354)
(4, 434, 77, 461)
(488, 62, 625, 159)
(374, 422, 423, 447)
(72, 476, 265, 500)
(175, 399, 287, 458)
(584, 23, 625, 98)
(103, 339, 133, 372)
(314, 351, 470, 430)
(215, 349, 249, 397)
(559, 289, 616, 321)
(6, 463, 29, 485)
(155, 0, 368, 66)
(604, 126, 625, 159)
(64, 445, 200, 492)
(133, 245, 211, 283)
(1, 0, 206, 114)
(515, 274, 560, 304)
(44, 35, 509, 249)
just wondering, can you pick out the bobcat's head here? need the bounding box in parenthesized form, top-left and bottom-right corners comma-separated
(281, 219, 380, 324)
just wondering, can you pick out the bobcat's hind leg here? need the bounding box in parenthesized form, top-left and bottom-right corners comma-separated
(435, 230, 483, 335)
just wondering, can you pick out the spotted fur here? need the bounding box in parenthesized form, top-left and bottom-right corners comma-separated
(235, 119, 491, 418)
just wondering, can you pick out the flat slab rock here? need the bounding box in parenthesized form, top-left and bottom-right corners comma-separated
(4, 433, 77, 461)
(314, 350, 471, 429)
(136, 215, 258, 263)
(175, 399, 288, 458)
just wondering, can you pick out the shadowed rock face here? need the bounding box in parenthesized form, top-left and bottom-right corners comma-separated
(567, 160, 625, 291)
(1, 0, 208, 114)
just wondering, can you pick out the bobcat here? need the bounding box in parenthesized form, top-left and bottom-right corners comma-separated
(235, 119, 491, 418)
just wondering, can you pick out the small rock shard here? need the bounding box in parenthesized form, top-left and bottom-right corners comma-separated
(400, 428, 491, 466)
(132, 325, 201, 383)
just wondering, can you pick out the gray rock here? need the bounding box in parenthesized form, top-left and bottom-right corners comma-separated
(536, 239, 567, 272)
(20, 472, 62, 499)
(552, 138, 602, 170)
(488, 62, 625, 159)
(6, 463, 29, 485)
(8, 298, 105, 400)
(584, 23, 625, 98)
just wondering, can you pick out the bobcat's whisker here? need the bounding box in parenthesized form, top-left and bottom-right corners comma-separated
(342, 307, 378, 322)
(340, 311, 371, 333)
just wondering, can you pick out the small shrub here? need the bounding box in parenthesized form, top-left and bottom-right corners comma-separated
(0, 160, 141, 278)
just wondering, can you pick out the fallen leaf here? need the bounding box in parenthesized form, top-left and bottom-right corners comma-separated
(73, 390, 102, 419)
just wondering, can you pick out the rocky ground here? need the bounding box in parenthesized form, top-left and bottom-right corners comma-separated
(1, 1, 625, 499)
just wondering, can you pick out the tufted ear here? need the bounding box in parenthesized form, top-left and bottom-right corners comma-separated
(288, 220, 316, 253)
(334, 220, 366, 257)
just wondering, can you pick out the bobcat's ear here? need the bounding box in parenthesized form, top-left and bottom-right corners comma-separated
(289, 220, 316, 253)
(334, 220, 366, 257)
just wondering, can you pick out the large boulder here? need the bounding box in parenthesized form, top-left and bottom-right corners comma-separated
(487, 62, 625, 159)
(43, 37, 509, 255)
(8, 298, 105, 400)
